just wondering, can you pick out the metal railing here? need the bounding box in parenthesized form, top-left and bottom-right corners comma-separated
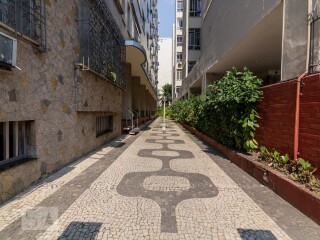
(0, 0, 46, 52)
(78, 0, 126, 88)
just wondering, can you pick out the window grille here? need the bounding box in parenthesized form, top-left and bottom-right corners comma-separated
(79, 0, 126, 88)
(189, 28, 200, 50)
(96, 115, 113, 137)
(0, 0, 46, 51)
(190, 0, 201, 17)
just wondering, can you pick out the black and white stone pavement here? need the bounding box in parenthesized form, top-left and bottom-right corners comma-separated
(0, 119, 319, 239)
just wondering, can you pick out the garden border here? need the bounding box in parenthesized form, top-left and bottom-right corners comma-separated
(178, 121, 320, 225)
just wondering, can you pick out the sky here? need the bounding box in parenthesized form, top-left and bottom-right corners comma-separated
(158, 0, 175, 38)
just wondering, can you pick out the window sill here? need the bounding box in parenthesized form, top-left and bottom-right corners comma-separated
(96, 130, 113, 138)
(0, 22, 40, 47)
(0, 157, 38, 172)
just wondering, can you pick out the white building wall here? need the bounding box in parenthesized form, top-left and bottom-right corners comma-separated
(158, 38, 173, 89)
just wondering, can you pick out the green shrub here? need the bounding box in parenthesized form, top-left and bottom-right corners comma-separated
(258, 146, 320, 194)
(169, 67, 263, 152)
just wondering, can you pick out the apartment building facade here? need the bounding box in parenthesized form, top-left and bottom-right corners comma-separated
(172, 0, 202, 99)
(158, 38, 173, 89)
(176, 0, 320, 171)
(172, 0, 184, 99)
(0, 0, 158, 203)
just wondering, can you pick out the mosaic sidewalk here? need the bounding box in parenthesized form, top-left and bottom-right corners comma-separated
(0, 119, 319, 239)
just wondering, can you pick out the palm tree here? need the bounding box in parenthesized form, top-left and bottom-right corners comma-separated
(159, 84, 172, 106)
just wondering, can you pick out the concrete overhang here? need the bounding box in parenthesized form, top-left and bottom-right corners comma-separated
(125, 40, 157, 99)
(207, 2, 283, 78)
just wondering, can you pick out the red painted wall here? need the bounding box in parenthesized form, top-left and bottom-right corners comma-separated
(256, 74, 320, 171)
(299, 75, 320, 168)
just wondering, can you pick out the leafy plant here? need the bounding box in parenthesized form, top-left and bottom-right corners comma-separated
(258, 147, 320, 195)
(299, 158, 313, 171)
(168, 67, 263, 152)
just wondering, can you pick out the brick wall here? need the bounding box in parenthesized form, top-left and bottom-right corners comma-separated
(299, 75, 320, 168)
(256, 80, 297, 157)
(256, 74, 320, 172)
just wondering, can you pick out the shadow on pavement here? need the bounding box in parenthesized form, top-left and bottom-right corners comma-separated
(58, 221, 102, 239)
(237, 228, 277, 240)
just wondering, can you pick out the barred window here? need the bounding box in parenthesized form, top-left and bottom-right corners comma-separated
(79, 0, 126, 88)
(96, 116, 113, 137)
(177, 52, 182, 62)
(190, 0, 201, 17)
(0, 0, 46, 51)
(177, 35, 183, 46)
(0, 121, 26, 161)
(177, 70, 182, 80)
(177, 1, 183, 12)
(189, 28, 200, 50)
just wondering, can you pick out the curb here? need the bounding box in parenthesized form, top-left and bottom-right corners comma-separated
(178, 121, 320, 225)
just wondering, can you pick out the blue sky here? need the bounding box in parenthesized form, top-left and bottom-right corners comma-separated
(158, 0, 175, 38)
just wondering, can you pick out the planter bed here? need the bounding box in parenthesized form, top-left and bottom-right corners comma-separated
(178, 121, 320, 225)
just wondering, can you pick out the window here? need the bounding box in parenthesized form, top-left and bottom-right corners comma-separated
(177, 52, 182, 62)
(127, 4, 132, 36)
(177, 70, 182, 80)
(0, 0, 46, 50)
(0, 121, 26, 161)
(177, 18, 183, 29)
(176, 86, 180, 94)
(96, 116, 113, 137)
(177, 35, 183, 46)
(188, 61, 196, 73)
(190, 0, 201, 17)
(177, 1, 183, 12)
(189, 28, 200, 50)
(122, 0, 126, 14)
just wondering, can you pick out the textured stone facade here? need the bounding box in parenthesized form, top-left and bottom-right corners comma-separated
(0, 0, 123, 203)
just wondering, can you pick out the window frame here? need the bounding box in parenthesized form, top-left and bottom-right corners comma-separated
(1, 121, 27, 162)
(96, 115, 113, 137)
(190, 0, 202, 17)
(188, 28, 201, 50)
(177, 35, 183, 46)
(177, 1, 183, 12)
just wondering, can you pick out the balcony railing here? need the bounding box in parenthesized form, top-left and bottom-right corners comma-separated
(0, 0, 46, 52)
(79, 0, 126, 88)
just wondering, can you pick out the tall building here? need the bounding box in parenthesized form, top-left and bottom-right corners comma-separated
(178, 0, 310, 99)
(0, 0, 158, 203)
(172, 0, 201, 100)
(176, 0, 320, 172)
(172, 0, 184, 100)
(158, 38, 173, 90)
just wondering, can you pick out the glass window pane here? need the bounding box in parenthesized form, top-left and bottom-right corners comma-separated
(18, 122, 25, 156)
(9, 121, 14, 158)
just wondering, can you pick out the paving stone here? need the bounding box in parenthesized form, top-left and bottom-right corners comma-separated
(1, 119, 319, 239)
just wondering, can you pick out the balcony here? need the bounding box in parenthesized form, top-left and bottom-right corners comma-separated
(125, 40, 157, 97)
(78, 0, 126, 88)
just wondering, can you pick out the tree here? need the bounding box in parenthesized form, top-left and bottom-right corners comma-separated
(160, 84, 172, 106)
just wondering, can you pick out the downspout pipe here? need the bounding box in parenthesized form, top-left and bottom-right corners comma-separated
(293, 0, 312, 160)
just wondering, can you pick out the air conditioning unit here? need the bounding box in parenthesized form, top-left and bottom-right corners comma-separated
(0, 32, 17, 68)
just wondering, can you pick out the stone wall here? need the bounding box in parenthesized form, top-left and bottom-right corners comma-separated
(0, 0, 123, 203)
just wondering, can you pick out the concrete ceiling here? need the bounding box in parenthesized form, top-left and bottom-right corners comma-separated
(207, 3, 283, 78)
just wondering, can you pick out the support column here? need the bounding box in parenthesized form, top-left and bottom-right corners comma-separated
(281, 0, 308, 80)
(139, 85, 147, 118)
(132, 77, 141, 115)
(122, 64, 133, 120)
